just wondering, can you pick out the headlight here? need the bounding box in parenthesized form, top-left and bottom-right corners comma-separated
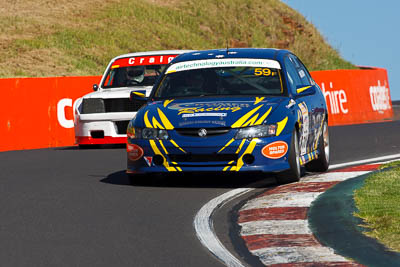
(127, 126, 169, 140)
(235, 125, 277, 139)
(127, 124, 139, 139)
(81, 98, 105, 114)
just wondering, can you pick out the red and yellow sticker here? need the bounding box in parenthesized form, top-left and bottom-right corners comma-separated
(262, 141, 288, 159)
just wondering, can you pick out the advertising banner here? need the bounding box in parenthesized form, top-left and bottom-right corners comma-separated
(311, 67, 392, 126)
(0, 67, 393, 152)
(0, 76, 98, 151)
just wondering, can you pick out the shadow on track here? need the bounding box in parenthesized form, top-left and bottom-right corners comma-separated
(101, 170, 277, 189)
(56, 144, 126, 150)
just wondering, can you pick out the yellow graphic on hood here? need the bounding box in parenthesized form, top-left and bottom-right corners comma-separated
(157, 108, 174, 130)
(254, 97, 265, 105)
(254, 106, 272, 125)
(163, 99, 174, 107)
(231, 105, 272, 128)
(242, 113, 260, 127)
(178, 106, 241, 115)
(152, 117, 165, 129)
(231, 105, 263, 128)
(144, 109, 174, 130)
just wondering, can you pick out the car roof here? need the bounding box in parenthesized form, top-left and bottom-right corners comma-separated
(172, 48, 291, 63)
(112, 50, 195, 61)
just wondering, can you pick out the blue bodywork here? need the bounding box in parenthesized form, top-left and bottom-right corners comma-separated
(126, 48, 328, 174)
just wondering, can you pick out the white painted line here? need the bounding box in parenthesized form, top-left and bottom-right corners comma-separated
(240, 220, 311, 236)
(253, 246, 348, 265)
(193, 188, 252, 267)
(241, 192, 322, 210)
(329, 153, 400, 170)
(193, 153, 400, 266)
(301, 171, 369, 182)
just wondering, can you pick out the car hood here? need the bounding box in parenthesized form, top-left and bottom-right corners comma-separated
(82, 86, 153, 99)
(135, 96, 288, 128)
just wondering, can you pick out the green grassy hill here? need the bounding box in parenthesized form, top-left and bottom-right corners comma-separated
(0, 0, 355, 78)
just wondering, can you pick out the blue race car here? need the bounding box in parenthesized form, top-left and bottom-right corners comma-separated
(126, 48, 329, 184)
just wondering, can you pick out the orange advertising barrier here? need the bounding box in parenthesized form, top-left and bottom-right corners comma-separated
(311, 67, 392, 126)
(0, 76, 99, 152)
(0, 67, 393, 152)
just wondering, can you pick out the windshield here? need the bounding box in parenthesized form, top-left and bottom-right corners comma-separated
(101, 54, 178, 89)
(102, 65, 166, 88)
(154, 67, 284, 99)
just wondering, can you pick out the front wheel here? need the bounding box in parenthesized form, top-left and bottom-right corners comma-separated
(276, 129, 301, 184)
(306, 121, 329, 172)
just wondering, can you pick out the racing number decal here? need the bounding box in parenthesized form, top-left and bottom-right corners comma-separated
(254, 68, 276, 76)
(298, 102, 309, 156)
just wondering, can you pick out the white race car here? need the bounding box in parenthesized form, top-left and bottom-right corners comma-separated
(74, 50, 192, 147)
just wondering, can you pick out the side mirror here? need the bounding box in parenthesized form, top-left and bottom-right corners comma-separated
(93, 84, 99, 91)
(130, 90, 148, 102)
(295, 85, 316, 97)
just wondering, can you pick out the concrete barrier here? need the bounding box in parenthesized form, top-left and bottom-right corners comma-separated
(0, 68, 392, 152)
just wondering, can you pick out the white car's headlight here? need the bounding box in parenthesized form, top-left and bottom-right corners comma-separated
(81, 98, 105, 114)
(128, 127, 169, 140)
(235, 125, 277, 139)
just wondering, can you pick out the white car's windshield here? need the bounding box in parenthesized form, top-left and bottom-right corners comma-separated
(102, 54, 179, 89)
(102, 65, 166, 88)
(154, 66, 283, 99)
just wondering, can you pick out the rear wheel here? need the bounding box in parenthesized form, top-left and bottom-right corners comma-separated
(276, 129, 301, 184)
(306, 121, 329, 172)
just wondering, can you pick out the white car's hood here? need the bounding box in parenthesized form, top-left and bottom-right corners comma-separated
(83, 86, 153, 99)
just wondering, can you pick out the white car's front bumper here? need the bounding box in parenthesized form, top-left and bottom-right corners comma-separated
(74, 112, 136, 145)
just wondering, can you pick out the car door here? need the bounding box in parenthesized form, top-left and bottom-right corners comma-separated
(291, 55, 324, 154)
(284, 54, 318, 156)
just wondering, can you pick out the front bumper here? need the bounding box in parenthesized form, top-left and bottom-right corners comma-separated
(74, 112, 136, 145)
(126, 133, 292, 174)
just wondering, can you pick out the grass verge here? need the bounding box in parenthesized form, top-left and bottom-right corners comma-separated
(354, 161, 400, 252)
(0, 0, 355, 78)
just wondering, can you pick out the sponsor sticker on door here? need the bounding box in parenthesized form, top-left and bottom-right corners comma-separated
(262, 141, 288, 159)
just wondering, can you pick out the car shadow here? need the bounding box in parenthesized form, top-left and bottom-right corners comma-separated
(56, 144, 126, 150)
(100, 170, 277, 189)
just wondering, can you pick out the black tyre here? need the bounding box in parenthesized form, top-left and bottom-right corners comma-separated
(306, 121, 329, 172)
(276, 129, 301, 184)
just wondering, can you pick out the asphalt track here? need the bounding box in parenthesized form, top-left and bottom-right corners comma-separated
(1, 120, 400, 266)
